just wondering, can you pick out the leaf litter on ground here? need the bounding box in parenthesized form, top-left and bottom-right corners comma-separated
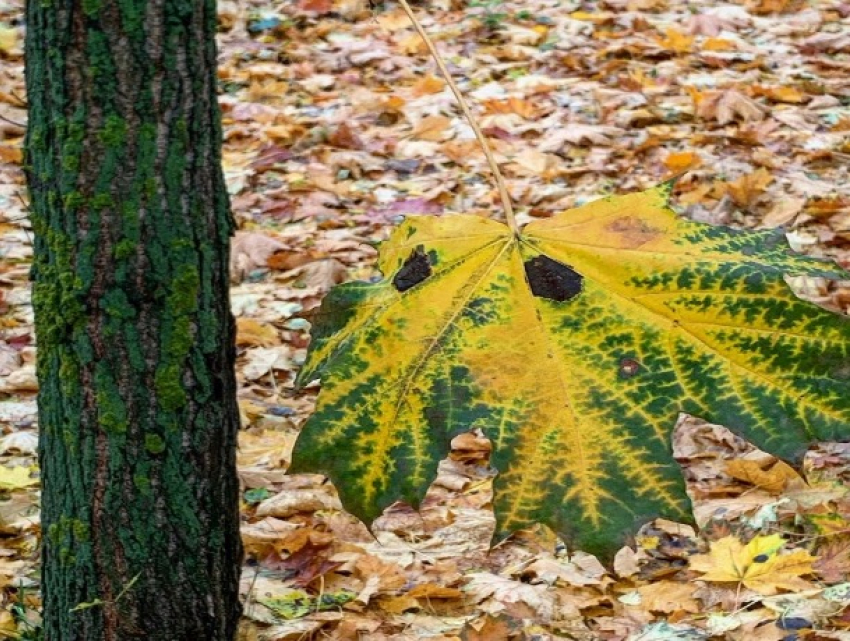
(2, 0, 850, 638)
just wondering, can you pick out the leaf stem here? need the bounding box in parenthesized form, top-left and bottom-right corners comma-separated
(396, 0, 518, 234)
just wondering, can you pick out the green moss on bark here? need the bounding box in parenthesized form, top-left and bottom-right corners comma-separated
(25, 1, 242, 638)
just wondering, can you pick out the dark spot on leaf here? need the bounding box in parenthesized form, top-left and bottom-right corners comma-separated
(753, 554, 769, 563)
(618, 357, 641, 379)
(393, 245, 432, 292)
(524, 255, 583, 302)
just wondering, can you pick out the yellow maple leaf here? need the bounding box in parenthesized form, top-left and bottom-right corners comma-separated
(690, 534, 817, 595)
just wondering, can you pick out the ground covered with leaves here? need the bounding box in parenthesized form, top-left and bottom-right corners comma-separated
(2, 0, 850, 639)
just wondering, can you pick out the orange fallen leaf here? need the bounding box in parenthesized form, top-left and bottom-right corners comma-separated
(752, 85, 808, 104)
(411, 74, 445, 97)
(407, 583, 463, 600)
(702, 37, 737, 51)
(725, 458, 803, 493)
(0, 144, 21, 164)
(296, 0, 333, 14)
(482, 97, 540, 120)
(664, 151, 701, 172)
(724, 167, 773, 209)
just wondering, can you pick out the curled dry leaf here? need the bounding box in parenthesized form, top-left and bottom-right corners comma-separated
(256, 488, 343, 518)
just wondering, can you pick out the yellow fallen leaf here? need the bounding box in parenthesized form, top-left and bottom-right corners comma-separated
(702, 37, 737, 51)
(725, 458, 803, 493)
(690, 534, 817, 595)
(657, 28, 693, 53)
(0, 466, 38, 491)
(236, 318, 280, 347)
(0, 26, 18, 55)
(411, 74, 445, 97)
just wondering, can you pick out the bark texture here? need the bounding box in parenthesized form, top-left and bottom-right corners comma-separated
(24, 1, 242, 638)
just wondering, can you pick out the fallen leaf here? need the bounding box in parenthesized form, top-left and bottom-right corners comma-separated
(690, 534, 817, 594)
(411, 75, 445, 97)
(814, 537, 850, 583)
(637, 580, 700, 613)
(292, 185, 850, 559)
(724, 167, 773, 209)
(411, 115, 453, 142)
(725, 458, 803, 493)
(0, 466, 38, 491)
(231, 232, 287, 283)
(664, 151, 701, 172)
(236, 318, 281, 348)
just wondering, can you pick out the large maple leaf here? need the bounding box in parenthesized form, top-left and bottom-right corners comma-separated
(289, 185, 850, 559)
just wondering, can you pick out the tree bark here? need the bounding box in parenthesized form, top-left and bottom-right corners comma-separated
(24, 1, 242, 639)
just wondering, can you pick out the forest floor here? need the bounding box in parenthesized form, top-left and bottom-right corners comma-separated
(2, 0, 850, 639)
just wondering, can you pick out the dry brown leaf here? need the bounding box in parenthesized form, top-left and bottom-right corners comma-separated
(814, 537, 850, 583)
(760, 196, 806, 227)
(637, 580, 700, 613)
(354, 554, 407, 604)
(724, 167, 773, 209)
(464, 573, 556, 622)
(276, 259, 348, 291)
(725, 458, 803, 493)
(459, 613, 521, 641)
(406, 583, 463, 600)
(524, 552, 606, 587)
(691, 88, 767, 125)
(266, 249, 327, 271)
(481, 97, 540, 120)
(256, 488, 342, 518)
(230, 232, 287, 283)
(410, 115, 453, 142)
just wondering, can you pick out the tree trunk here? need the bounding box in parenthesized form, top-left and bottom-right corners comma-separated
(24, 1, 243, 639)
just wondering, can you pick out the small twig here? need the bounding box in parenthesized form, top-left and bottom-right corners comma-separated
(396, 0, 518, 235)
(0, 112, 25, 129)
